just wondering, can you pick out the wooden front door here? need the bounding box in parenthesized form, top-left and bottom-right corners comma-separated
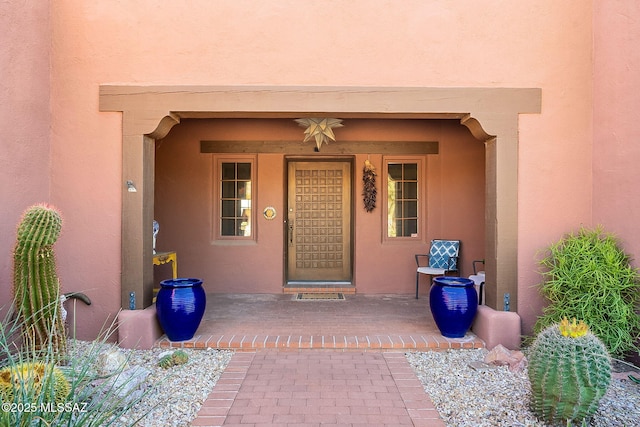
(287, 160, 352, 282)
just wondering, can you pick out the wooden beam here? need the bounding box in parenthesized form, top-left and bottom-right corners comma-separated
(200, 140, 438, 154)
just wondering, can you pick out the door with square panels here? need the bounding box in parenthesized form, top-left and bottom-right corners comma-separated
(287, 161, 352, 282)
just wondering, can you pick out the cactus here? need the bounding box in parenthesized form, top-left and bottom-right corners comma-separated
(528, 319, 611, 424)
(12, 204, 67, 358)
(172, 350, 189, 365)
(0, 362, 70, 407)
(158, 354, 174, 369)
(158, 350, 189, 369)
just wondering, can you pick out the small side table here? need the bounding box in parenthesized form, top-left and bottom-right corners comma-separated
(153, 251, 178, 279)
(153, 251, 178, 302)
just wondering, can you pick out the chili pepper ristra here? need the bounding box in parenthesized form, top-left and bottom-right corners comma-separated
(362, 159, 377, 212)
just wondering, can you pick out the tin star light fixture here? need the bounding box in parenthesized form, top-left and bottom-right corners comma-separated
(294, 118, 343, 151)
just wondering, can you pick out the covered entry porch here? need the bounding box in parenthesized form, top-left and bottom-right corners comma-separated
(101, 86, 541, 349)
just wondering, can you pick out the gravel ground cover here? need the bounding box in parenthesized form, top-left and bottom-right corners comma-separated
(66, 342, 640, 426)
(68, 341, 232, 427)
(406, 349, 640, 427)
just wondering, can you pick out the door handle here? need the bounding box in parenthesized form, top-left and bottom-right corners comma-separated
(288, 222, 294, 245)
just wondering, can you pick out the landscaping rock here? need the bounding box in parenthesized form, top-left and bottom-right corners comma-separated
(484, 344, 527, 373)
(87, 366, 151, 408)
(95, 347, 129, 376)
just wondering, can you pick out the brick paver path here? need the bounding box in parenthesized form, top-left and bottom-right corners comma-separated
(193, 350, 446, 427)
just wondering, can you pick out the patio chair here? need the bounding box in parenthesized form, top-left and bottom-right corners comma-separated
(415, 239, 460, 299)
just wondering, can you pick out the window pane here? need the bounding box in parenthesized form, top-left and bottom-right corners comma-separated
(404, 201, 417, 218)
(237, 163, 251, 180)
(395, 219, 403, 235)
(221, 219, 236, 236)
(395, 182, 403, 198)
(404, 164, 418, 180)
(403, 182, 417, 199)
(221, 163, 236, 180)
(405, 219, 418, 236)
(237, 181, 250, 200)
(388, 164, 403, 180)
(222, 200, 235, 217)
(395, 201, 403, 216)
(222, 181, 235, 198)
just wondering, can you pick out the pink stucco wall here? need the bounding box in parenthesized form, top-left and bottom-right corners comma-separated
(593, 2, 640, 259)
(6, 1, 640, 339)
(0, 2, 51, 315)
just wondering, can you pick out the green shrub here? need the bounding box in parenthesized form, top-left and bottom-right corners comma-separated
(534, 226, 640, 357)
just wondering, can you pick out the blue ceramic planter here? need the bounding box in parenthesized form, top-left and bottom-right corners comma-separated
(156, 278, 206, 341)
(429, 276, 478, 338)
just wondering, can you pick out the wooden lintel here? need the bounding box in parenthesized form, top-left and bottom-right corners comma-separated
(200, 140, 438, 154)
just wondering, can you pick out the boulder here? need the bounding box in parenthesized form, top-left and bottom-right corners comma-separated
(484, 344, 527, 373)
(95, 347, 129, 376)
(86, 366, 151, 408)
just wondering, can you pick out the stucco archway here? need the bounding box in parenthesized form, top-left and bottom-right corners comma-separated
(99, 86, 541, 312)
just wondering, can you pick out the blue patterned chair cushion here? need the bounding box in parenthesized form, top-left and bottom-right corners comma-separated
(428, 240, 460, 271)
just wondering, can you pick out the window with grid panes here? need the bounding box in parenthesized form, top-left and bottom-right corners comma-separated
(386, 160, 420, 238)
(219, 161, 253, 237)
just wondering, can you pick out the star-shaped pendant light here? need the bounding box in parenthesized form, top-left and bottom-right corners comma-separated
(294, 118, 343, 151)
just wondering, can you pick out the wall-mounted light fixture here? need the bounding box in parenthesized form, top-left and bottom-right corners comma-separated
(126, 180, 137, 193)
(294, 118, 343, 151)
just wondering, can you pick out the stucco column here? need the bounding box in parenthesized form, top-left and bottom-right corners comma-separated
(467, 113, 520, 312)
(495, 123, 519, 312)
(120, 112, 178, 309)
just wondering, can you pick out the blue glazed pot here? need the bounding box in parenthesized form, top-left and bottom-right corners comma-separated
(156, 278, 206, 341)
(429, 276, 478, 338)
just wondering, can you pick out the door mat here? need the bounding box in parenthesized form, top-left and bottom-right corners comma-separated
(295, 292, 345, 301)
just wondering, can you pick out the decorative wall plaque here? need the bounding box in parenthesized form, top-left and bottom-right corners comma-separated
(263, 206, 276, 220)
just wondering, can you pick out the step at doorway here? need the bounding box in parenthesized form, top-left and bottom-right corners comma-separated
(284, 281, 356, 294)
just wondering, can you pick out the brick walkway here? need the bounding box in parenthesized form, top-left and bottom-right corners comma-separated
(192, 350, 446, 427)
(155, 294, 482, 426)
